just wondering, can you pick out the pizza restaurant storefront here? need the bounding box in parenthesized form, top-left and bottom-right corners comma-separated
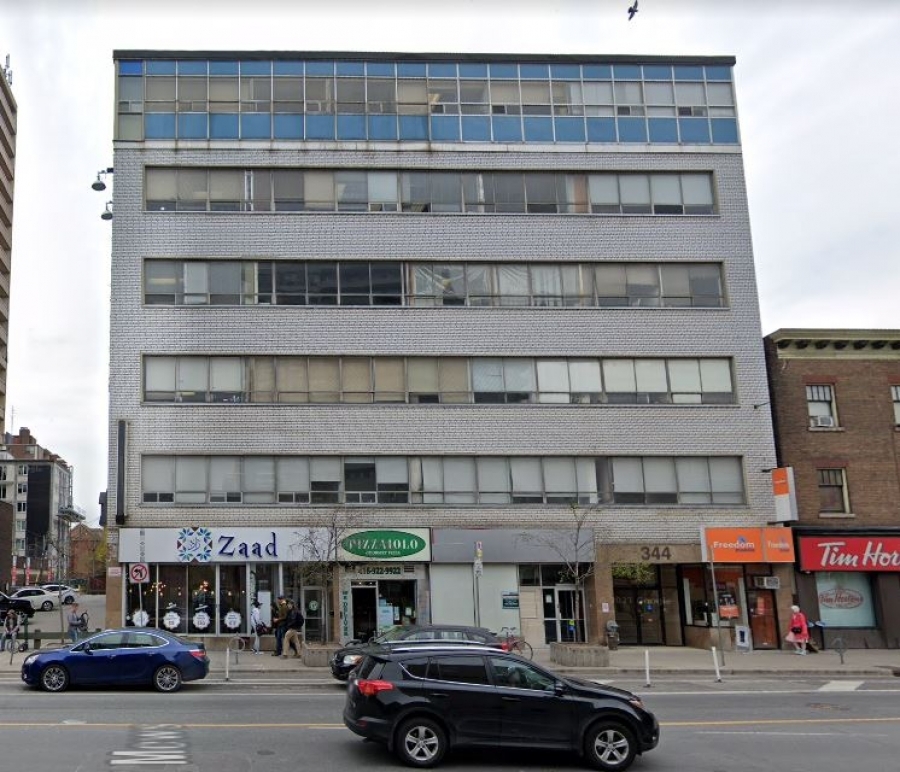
(796, 530, 900, 649)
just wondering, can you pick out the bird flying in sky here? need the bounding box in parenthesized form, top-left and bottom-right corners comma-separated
(628, 1, 638, 21)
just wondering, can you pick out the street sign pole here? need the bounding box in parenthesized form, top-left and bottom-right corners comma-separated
(473, 542, 484, 627)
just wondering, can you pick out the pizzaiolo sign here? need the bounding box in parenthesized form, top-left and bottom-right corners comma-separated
(340, 529, 431, 562)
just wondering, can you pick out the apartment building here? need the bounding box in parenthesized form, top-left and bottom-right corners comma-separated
(107, 50, 780, 649)
(765, 329, 900, 649)
(0, 60, 15, 438)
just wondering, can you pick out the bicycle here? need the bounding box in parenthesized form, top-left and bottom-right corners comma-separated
(499, 626, 533, 659)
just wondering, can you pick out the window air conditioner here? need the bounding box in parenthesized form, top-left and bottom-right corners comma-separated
(814, 415, 835, 428)
(752, 576, 780, 590)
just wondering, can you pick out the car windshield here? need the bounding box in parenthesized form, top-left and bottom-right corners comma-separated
(372, 626, 406, 643)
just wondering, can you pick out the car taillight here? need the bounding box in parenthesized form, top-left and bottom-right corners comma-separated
(500, 641, 511, 652)
(356, 679, 394, 698)
(189, 649, 207, 661)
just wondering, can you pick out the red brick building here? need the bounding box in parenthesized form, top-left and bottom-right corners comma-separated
(69, 523, 105, 592)
(765, 329, 900, 648)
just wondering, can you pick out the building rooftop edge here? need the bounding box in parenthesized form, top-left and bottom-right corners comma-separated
(112, 50, 737, 67)
(766, 328, 900, 342)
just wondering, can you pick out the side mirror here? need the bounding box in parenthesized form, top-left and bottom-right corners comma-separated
(553, 681, 566, 696)
(75, 643, 92, 654)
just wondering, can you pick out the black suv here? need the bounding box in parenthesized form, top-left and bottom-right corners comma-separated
(343, 645, 659, 770)
(0, 592, 35, 620)
(331, 624, 502, 681)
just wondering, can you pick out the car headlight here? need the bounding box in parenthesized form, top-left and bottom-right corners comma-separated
(23, 654, 39, 666)
(342, 654, 363, 666)
(628, 696, 645, 710)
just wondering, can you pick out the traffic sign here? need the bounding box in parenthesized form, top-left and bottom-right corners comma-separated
(129, 563, 150, 584)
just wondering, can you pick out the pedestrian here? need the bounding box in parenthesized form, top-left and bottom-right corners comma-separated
(281, 601, 305, 659)
(67, 603, 84, 644)
(271, 595, 289, 657)
(786, 604, 809, 655)
(3, 611, 20, 653)
(250, 600, 263, 654)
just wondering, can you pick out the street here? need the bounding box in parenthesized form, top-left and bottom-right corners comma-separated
(0, 677, 898, 771)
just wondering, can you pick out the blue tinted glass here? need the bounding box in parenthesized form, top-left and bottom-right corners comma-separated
(337, 114, 367, 139)
(613, 65, 641, 80)
(366, 62, 395, 77)
(705, 66, 732, 82)
(586, 117, 616, 142)
(145, 114, 176, 139)
(210, 61, 239, 76)
(459, 64, 488, 78)
(617, 117, 647, 143)
(711, 118, 739, 144)
(583, 65, 612, 79)
(274, 61, 304, 76)
(674, 66, 704, 81)
(399, 115, 428, 139)
(430, 115, 460, 141)
(461, 116, 491, 141)
(146, 60, 176, 76)
(489, 63, 518, 79)
(178, 114, 208, 139)
(241, 114, 271, 139)
(648, 118, 678, 143)
(306, 61, 335, 76)
(336, 61, 365, 76)
(492, 116, 522, 142)
(520, 64, 549, 80)
(643, 65, 672, 81)
(241, 61, 271, 76)
(210, 114, 240, 139)
(550, 64, 580, 80)
(178, 61, 207, 76)
(398, 62, 426, 77)
(306, 114, 336, 139)
(428, 63, 457, 78)
(118, 60, 143, 76)
(554, 117, 586, 142)
(523, 117, 553, 142)
(678, 117, 711, 143)
(368, 115, 398, 140)
(273, 114, 303, 139)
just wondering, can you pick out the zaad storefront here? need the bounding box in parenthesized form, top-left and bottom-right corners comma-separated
(337, 528, 431, 644)
(796, 529, 900, 649)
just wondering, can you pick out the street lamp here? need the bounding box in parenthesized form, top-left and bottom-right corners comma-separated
(91, 167, 114, 191)
(101, 202, 113, 221)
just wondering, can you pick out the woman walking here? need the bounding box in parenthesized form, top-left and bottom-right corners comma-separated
(786, 604, 809, 654)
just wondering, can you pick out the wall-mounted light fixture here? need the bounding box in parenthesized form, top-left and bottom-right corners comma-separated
(91, 167, 114, 191)
(101, 202, 113, 221)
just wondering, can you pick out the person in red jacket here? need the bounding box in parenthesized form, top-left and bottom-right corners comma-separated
(787, 604, 809, 654)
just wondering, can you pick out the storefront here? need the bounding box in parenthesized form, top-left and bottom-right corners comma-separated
(796, 531, 900, 649)
(337, 528, 431, 644)
(117, 526, 329, 639)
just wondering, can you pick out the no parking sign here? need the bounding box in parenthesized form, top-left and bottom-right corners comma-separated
(129, 563, 150, 584)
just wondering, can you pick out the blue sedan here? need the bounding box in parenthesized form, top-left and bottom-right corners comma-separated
(21, 628, 209, 693)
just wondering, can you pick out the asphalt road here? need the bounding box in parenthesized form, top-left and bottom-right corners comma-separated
(0, 679, 898, 772)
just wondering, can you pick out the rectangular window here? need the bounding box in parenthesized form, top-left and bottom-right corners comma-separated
(818, 468, 849, 514)
(806, 385, 837, 428)
(892, 386, 900, 426)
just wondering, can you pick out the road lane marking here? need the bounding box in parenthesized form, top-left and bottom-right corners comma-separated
(818, 680, 864, 691)
(663, 716, 900, 728)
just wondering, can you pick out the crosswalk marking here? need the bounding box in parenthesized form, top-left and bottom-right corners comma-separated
(818, 680, 864, 692)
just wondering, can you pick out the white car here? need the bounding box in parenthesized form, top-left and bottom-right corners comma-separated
(41, 584, 80, 605)
(11, 587, 61, 612)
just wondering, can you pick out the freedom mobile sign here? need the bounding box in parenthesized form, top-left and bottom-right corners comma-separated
(339, 529, 431, 562)
(701, 526, 796, 563)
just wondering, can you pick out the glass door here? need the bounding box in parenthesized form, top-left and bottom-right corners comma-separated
(301, 587, 326, 642)
(543, 586, 585, 642)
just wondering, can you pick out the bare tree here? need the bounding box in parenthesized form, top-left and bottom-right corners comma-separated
(517, 502, 596, 643)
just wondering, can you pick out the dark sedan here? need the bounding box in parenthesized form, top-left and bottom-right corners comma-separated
(344, 645, 659, 770)
(0, 591, 35, 619)
(21, 628, 209, 693)
(331, 624, 502, 680)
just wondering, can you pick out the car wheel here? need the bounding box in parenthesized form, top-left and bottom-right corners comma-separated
(395, 717, 447, 768)
(40, 665, 69, 693)
(584, 722, 636, 771)
(153, 665, 182, 693)
(41, 601, 54, 612)
(63, 596, 75, 605)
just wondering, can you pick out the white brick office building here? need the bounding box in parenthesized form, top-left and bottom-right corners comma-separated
(106, 51, 780, 650)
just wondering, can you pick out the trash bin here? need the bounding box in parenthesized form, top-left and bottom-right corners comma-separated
(605, 620, 620, 650)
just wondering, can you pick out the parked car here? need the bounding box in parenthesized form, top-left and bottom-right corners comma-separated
(10, 587, 61, 612)
(331, 625, 503, 681)
(41, 584, 80, 605)
(343, 645, 659, 770)
(21, 628, 209, 693)
(0, 591, 35, 619)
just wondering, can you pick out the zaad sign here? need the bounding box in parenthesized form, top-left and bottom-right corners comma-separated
(339, 529, 431, 562)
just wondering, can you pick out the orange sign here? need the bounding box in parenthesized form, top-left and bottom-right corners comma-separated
(772, 468, 790, 497)
(702, 527, 795, 563)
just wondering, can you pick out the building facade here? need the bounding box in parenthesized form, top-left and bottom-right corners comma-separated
(765, 329, 900, 649)
(107, 50, 780, 649)
(0, 60, 15, 438)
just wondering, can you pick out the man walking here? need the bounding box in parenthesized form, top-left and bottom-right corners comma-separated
(271, 595, 289, 657)
(3, 611, 20, 653)
(281, 601, 305, 658)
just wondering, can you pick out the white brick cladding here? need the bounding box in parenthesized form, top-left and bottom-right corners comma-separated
(108, 142, 776, 543)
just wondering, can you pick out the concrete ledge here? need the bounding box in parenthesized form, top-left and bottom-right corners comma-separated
(301, 641, 340, 668)
(549, 642, 610, 667)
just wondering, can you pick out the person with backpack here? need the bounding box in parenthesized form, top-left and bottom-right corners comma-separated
(281, 600, 305, 659)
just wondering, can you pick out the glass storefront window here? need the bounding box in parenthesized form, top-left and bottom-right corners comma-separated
(188, 565, 216, 634)
(219, 565, 247, 633)
(158, 565, 188, 634)
(815, 572, 876, 628)
(681, 564, 746, 626)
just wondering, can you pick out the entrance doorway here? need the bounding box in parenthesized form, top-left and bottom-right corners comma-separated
(301, 587, 326, 643)
(351, 585, 377, 642)
(542, 586, 586, 643)
(614, 588, 664, 645)
(747, 589, 778, 649)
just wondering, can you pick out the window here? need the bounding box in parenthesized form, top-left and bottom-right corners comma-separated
(16, 502, 26, 513)
(818, 469, 849, 515)
(807, 385, 837, 428)
(434, 655, 489, 685)
(892, 386, 900, 426)
(17, 483, 27, 495)
(489, 657, 555, 691)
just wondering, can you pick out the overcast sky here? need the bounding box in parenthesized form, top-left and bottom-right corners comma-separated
(2, 0, 898, 521)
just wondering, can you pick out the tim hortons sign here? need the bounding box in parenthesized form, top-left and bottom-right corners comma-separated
(799, 536, 900, 572)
